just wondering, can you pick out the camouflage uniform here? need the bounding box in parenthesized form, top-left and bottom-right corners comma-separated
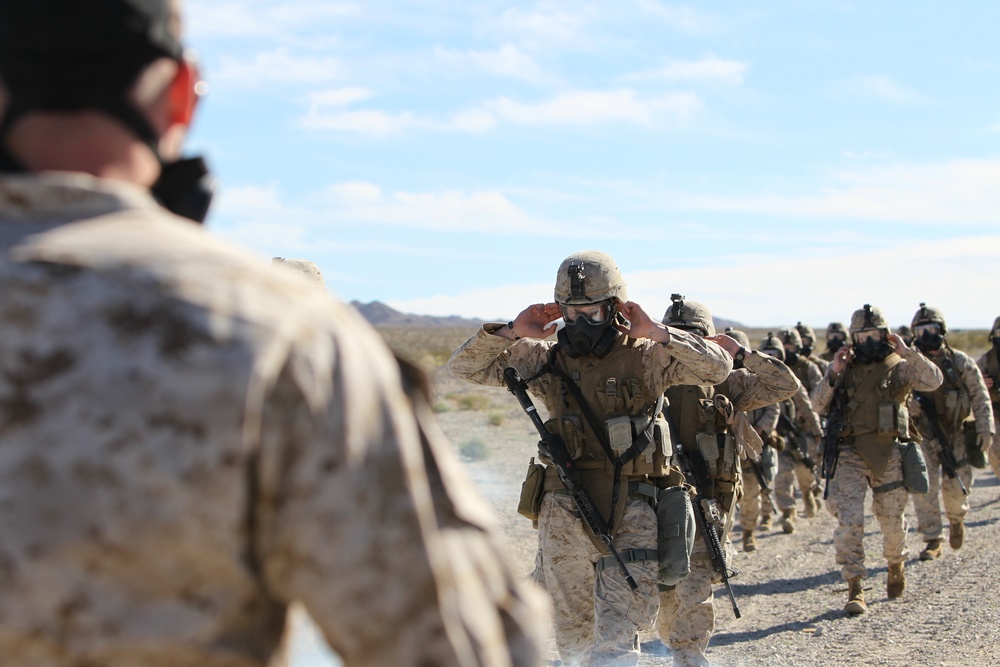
(739, 403, 780, 535)
(449, 322, 731, 667)
(658, 346, 798, 667)
(811, 340, 942, 585)
(772, 382, 824, 520)
(911, 348, 994, 544)
(0, 174, 547, 667)
(976, 318, 1000, 481)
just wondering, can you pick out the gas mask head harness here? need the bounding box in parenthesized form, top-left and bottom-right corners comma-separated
(0, 0, 215, 223)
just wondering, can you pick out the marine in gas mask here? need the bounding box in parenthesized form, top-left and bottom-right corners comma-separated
(821, 322, 849, 363)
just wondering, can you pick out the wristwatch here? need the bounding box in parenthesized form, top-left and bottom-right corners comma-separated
(734, 347, 747, 364)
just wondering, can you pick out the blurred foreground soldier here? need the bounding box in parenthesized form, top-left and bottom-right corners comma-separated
(811, 305, 942, 616)
(0, 2, 545, 665)
(449, 254, 732, 667)
(795, 322, 829, 374)
(767, 331, 824, 533)
(658, 301, 797, 666)
(908, 304, 994, 560)
(976, 316, 1000, 480)
(820, 322, 848, 364)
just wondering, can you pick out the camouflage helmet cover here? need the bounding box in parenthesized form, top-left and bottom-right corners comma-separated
(662, 296, 716, 337)
(779, 327, 802, 350)
(272, 257, 326, 289)
(759, 333, 784, 362)
(911, 302, 948, 335)
(897, 324, 912, 336)
(849, 304, 889, 334)
(795, 322, 817, 344)
(553, 250, 627, 305)
(725, 327, 751, 349)
(827, 322, 847, 337)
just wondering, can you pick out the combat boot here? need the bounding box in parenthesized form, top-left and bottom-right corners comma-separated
(844, 577, 867, 616)
(887, 562, 905, 599)
(949, 521, 964, 550)
(781, 508, 796, 534)
(742, 530, 757, 552)
(803, 492, 818, 518)
(919, 539, 943, 561)
(759, 510, 773, 531)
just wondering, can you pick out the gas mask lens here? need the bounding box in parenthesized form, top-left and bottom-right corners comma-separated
(913, 323, 941, 337)
(561, 301, 610, 324)
(853, 328, 883, 345)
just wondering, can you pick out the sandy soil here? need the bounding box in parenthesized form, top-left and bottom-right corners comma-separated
(432, 367, 1000, 667)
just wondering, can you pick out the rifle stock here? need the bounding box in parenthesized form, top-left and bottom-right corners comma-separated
(503, 367, 639, 591)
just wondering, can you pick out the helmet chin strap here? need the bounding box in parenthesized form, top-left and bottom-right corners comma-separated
(0, 92, 214, 223)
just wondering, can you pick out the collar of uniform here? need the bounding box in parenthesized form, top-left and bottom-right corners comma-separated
(0, 172, 159, 222)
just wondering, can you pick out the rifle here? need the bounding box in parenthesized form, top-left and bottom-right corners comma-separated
(777, 413, 818, 471)
(672, 437, 741, 619)
(821, 384, 846, 500)
(912, 392, 968, 495)
(502, 367, 639, 591)
(747, 456, 778, 515)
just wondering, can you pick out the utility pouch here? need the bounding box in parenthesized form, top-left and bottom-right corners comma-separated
(696, 432, 720, 477)
(946, 390, 959, 410)
(546, 416, 585, 460)
(900, 441, 929, 494)
(606, 415, 633, 454)
(964, 420, 987, 469)
(655, 485, 695, 587)
(877, 403, 897, 437)
(517, 458, 547, 525)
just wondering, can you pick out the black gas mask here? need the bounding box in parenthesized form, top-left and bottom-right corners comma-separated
(853, 332, 892, 364)
(558, 300, 620, 358)
(801, 343, 814, 357)
(914, 326, 944, 353)
(784, 349, 800, 365)
(827, 337, 846, 354)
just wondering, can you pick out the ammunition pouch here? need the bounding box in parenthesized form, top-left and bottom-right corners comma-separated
(655, 485, 695, 587)
(517, 457, 547, 526)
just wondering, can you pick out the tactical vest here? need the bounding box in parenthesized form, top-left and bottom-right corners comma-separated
(541, 335, 669, 544)
(841, 354, 909, 477)
(983, 348, 1000, 407)
(928, 351, 971, 434)
(664, 382, 741, 515)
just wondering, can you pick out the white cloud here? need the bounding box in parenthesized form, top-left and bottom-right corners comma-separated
(632, 56, 748, 85)
(188, 1, 358, 40)
(487, 89, 703, 126)
(299, 88, 413, 136)
(635, 0, 719, 34)
(495, 6, 591, 46)
(662, 159, 1000, 224)
(433, 44, 546, 83)
(212, 48, 345, 87)
(836, 75, 931, 105)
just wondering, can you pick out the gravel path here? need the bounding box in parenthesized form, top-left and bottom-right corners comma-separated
(434, 370, 1000, 667)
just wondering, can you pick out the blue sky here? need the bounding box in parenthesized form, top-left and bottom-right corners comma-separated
(185, 1, 999, 330)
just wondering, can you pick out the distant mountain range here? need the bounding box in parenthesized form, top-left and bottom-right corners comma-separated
(351, 300, 744, 331)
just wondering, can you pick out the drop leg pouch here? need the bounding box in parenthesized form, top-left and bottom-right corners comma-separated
(656, 485, 696, 586)
(517, 457, 546, 526)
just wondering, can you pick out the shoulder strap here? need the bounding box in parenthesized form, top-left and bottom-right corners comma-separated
(845, 354, 903, 414)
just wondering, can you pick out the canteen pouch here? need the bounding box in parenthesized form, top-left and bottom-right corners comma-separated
(655, 485, 695, 587)
(900, 441, 929, 494)
(517, 457, 547, 526)
(964, 420, 987, 469)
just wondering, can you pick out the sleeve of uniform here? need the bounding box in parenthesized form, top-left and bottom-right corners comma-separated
(956, 351, 996, 437)
(447, 323, 554, 392)
(725, 351, 800, 413)
(791, 380, 823, 437)
(253, 307, 547, 667)
(754, 402, 781, 434)
(898, 347, 944, 393)
(811, 365, 838, 416)
(644, 327, 733, 392)
(804, 360, 823, 394)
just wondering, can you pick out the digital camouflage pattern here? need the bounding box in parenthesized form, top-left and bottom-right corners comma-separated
(773, 382, 823, 514)
(976, 340, 1000, 479)
(739, 402, 780, 533)
(449, 321, 732, 666)
(911, 348, 995, 541)
(812, 344, 942, 583)
(0, 174, 547, 667)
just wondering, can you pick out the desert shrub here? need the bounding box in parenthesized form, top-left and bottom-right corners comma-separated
(459, 438, 489, 461)
(487, 412, 505, 426)
(432, 402, 451, 413)
(457, 393, 491, 411)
